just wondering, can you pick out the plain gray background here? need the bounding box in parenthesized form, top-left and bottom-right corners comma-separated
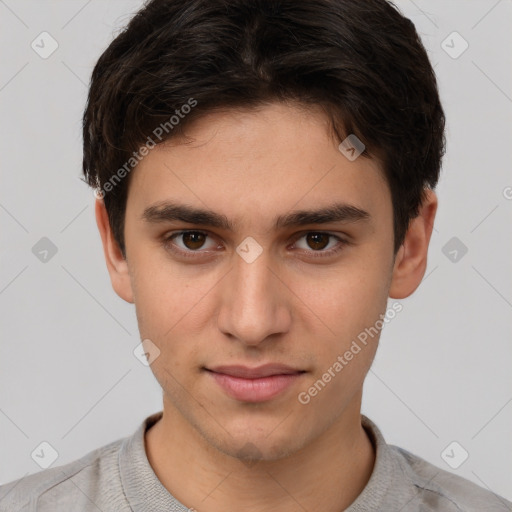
(1, 0, 511, 503)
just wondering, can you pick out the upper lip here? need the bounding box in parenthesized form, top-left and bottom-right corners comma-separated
(206, 364, 304, 378)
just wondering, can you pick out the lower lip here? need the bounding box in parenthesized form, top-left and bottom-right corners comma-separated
(207, 371, 303, 402)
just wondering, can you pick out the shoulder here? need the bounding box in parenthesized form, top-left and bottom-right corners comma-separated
(0, 438, 128, 512)
(390, 445, 512, 511)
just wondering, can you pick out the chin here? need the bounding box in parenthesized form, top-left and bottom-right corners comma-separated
(215, 435, 302, 463)
(202, 418, 309, 463)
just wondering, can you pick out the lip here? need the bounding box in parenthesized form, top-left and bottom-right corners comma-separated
(205, 364, 305, 403)
(207, 364, 303, 378)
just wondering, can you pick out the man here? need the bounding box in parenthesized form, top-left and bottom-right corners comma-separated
(1, 0, 510, 510)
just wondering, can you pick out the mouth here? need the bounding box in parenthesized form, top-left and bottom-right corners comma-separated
(204, 364, 306, 402)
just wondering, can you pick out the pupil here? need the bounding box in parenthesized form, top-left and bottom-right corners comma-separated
(184, 232, 205, 249)
(308, 233, 328, 250)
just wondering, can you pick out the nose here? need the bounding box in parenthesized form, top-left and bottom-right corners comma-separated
(217, 245, 291, 346)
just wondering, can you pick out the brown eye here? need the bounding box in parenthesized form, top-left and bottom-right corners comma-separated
(305, 233, 330, 250)
(181, 231, 207, 250)
(292, 232, 348, 259)
(163, 230, 218, 257)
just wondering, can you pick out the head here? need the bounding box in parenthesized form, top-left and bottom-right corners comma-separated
(85, 0, 444, 461)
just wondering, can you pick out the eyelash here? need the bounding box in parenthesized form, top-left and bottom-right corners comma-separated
(162, 230, 349, 260)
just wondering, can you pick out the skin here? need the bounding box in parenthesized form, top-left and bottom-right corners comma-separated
(95, 101, 437, 512)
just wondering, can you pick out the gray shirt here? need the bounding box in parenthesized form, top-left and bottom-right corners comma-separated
(1, 412, 510, 511)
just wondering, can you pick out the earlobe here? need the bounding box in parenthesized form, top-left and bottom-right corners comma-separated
(95, 198, 135, 304)
(389, 190, 438, 299)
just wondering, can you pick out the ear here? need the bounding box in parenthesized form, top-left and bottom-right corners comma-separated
(389, 189, 438, 299)
(95, 197, 134, 304)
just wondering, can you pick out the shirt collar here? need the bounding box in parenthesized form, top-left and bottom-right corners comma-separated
(119, 411, 396, 511)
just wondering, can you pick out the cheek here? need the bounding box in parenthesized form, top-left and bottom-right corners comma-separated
(133, 269, 209, 397)
(131, 247, 213, 334)
(297, 260, 390, 344)
(294, 266, 387, 413)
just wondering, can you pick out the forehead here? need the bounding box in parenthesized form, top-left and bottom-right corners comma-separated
(125, 102, 391, 231)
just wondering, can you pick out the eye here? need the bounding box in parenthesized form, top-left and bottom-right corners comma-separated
(163, 230, 220, 258)
(291, 232, 347, 258)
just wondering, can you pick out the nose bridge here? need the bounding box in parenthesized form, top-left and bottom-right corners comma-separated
(217, 243, 289, 344)
(235, 250, 273, 304)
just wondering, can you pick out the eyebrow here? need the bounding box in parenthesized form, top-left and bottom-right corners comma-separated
(141, 201, 371, 231)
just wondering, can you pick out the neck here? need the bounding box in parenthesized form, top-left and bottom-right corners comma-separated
(145, 394, 375, 512)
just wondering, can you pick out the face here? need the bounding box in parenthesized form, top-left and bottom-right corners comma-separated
(101, 102, 415, 461)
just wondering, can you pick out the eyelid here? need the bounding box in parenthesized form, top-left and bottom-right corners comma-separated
(289, 231, 348, 258)
(163, 230, 220, 255)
